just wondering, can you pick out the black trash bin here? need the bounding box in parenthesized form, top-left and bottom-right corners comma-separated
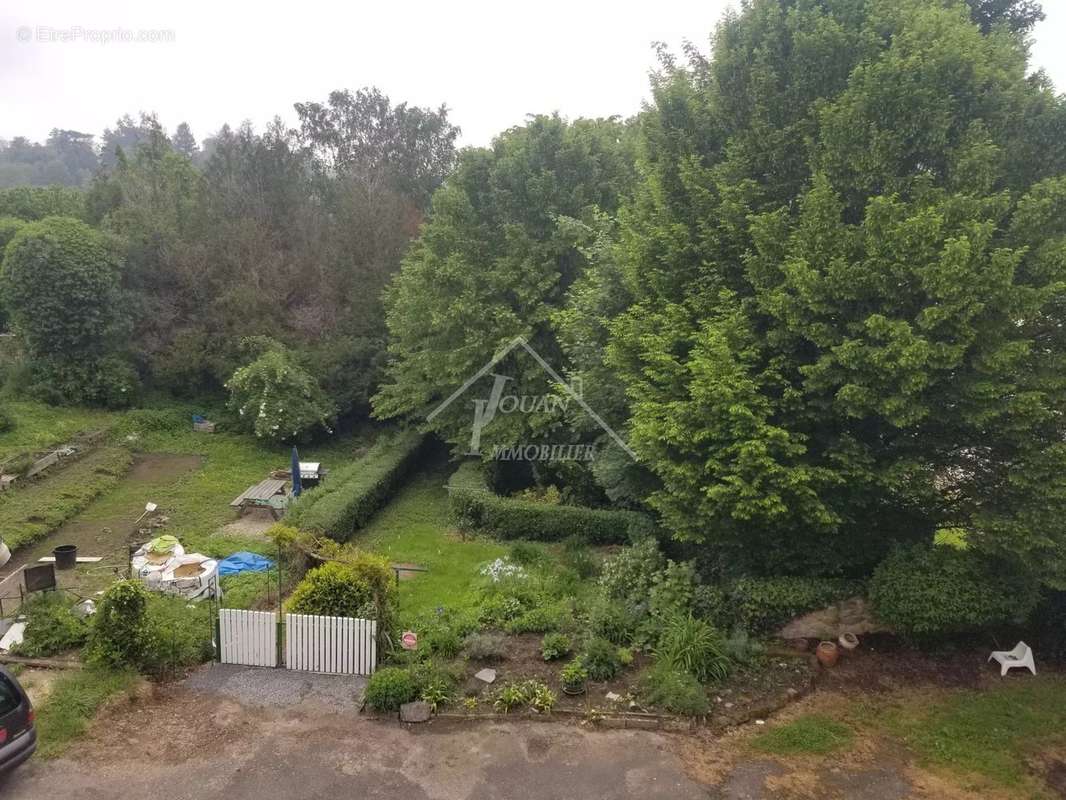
(53, 544, 78, 570)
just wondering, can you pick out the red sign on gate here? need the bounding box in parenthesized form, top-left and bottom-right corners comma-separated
(401, 630, 418, 650)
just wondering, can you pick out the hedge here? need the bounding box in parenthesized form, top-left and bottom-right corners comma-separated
(446, 460, 652, 544)
(723, 576, 866, 633)
(285, 430, 425, 540)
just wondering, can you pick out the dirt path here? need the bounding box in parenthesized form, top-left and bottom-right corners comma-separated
(1, 665, 710, 800)
(0, 453, 203, 597)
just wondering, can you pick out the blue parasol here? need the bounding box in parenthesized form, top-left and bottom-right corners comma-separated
(291, 446, 303, 497)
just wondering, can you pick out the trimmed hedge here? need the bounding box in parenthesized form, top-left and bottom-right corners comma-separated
(446, 460, 652, 544)
(716, 576, 865, 634)
(286, 430, 425, 540)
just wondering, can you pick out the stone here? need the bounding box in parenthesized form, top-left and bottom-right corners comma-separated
(605, 692, 622, 702)
(400, 701, 432, 723)
(474, 668, 497, 684)
(776, 596, 891, 640)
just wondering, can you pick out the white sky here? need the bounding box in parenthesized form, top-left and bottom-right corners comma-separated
(2, 0, 1065, 148)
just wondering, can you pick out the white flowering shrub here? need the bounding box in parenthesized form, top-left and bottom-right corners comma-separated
(479, 558, 526, 583)
(226, 347, 335, 443)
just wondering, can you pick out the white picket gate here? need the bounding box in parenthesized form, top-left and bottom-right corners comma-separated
(218, 609, 377, 675)
(219, 609, 278, 667)
(285, 613, 377, 675)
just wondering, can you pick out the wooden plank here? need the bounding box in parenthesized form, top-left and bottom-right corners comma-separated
(37, 556, 103, 563)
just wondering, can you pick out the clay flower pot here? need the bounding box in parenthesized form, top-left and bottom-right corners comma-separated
(838, 632, 859, 652)
(816, 641, 839, 668)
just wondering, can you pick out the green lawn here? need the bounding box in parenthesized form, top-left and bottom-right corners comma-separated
(356, 461, 510, 624)
(751, 714, 855, 755)
(877, 676, 1066, 795)
(33, 667, 138, 759)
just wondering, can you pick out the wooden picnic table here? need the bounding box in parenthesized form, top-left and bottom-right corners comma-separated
(229, 479, 289, 518)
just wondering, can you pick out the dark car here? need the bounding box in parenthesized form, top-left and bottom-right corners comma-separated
(0, 666, 36, 774)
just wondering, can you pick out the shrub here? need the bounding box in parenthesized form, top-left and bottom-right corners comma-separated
(599, 537, 665, 602)
(463, 632, 507, 661)
(422, 626, 463, 659)
(226, 341, 335, 442)
(587, 598, 640, 645)
(638, 665, 710, 715)
(508, 542, 545, 566)
(286, 555, 394, 620)
(447, 461, 652, 544)
(112, 408, 188, 437)
(582, 636, 624, 681)
(13, 594, 89, 657)
(140, 597, 214, 678)
(541, 632, 571, 661)
(870, 544, 1039, 639)
(726, 576, 865, 633)
(86, 580, 152, 669)
(504, 602, 569, 635)
(655, 615, 731, 683)
(365, 667, 418, 711)
(287, 431, 425, 540)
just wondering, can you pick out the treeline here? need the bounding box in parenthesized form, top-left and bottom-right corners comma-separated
(0, 88, 459, 419)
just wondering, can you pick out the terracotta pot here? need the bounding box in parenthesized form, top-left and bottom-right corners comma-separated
(816, 641, 839, 668)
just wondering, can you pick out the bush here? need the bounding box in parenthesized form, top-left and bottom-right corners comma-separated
(447, 461, 652, 544)
(870, 544, 1039, 639)
(463, 632, 507, 662)
(112, 408, 188, 437)
(508, 542, 545, 566)
(365, 667, 418, 712)
(422, 626, 463, 659)
(655, 615, 731, 683)
(287, 430, 425, 540)
(541, 632, 571, 661)
(561, 659, 588, 689)
(587, 598, 640, 645)
(86, 580, 152, 669)
(726, 576, 864, 633)
(581, 636, 624, 681)
(638, 665, 710, 715)
(563, 535, 598, 579)
(286, 556, 394, 620)
(140, 596, 214, 679)
(13, 594, 89, 657)
(503, 602, 570, 635)
(598, 537, 665, 602)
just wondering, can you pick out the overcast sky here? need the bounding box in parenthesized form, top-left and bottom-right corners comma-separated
(2, 0, 1065, 149)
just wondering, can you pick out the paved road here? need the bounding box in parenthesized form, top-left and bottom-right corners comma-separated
(1, 665, 710, 800)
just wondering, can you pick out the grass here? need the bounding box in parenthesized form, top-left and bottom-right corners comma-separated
(356, 462, 510, 624)
(33, 667, 138, 759)
(751, 714, 855, 755)
(0, 400, 117, 461)
(876, 676, 1066, 794)
(0, 446, 134, 551)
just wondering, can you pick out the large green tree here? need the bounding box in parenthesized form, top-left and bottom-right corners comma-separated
(0, 216, 137, 406)
(605, 0, 1066, 582)
(373, 115, 635, 469)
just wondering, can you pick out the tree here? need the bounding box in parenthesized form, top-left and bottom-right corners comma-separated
(100, 113, 167, 169)
(171, 122, 199, 159)
(294, 86, 460, 207)
(606, 0, 1066, 584)
(373, 115, 635, 467)
(0, 216, 137, 406)
(226, 339, 335, 442)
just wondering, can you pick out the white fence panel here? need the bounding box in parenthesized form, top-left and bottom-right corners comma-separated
(285, 613, 376, 675)
(219, 609, 278, 667)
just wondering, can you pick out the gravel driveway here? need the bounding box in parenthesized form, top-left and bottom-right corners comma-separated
(0, 664, 709, 800)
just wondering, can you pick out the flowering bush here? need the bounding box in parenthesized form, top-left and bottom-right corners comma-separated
(479, 558, 526, 583)
(226, 342, 335, 443)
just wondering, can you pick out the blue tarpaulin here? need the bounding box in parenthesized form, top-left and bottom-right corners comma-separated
(218, 551, 275, 577)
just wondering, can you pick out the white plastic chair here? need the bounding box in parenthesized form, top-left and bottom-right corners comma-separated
(988, 641, 1036, 677)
